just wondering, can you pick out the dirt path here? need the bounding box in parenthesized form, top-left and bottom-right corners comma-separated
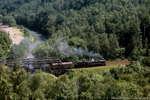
(106, 59, 130, 66)
(0, 26, 24, 44)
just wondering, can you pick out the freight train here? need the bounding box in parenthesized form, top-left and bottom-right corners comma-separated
(0, 57, 106, 75)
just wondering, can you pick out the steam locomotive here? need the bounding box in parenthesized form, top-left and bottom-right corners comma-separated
(74, 59, 106, 68)
(37, 58, 106, 71)
(0, 57, 106, 75)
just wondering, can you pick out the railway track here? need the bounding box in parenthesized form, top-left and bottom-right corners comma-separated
(72, 60, 130, 70)
(0, 58, 129, 75)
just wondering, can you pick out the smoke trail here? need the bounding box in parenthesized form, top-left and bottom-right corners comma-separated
(58, 41, 71, 54)
(56, 38, 103, 58)
(25, 28, 46, 58)
(72, 48, 102, 58)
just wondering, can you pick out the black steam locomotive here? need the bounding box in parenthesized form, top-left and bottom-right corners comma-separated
(74, 59, 106, 68)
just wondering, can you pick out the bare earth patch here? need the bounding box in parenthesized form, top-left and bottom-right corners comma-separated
(106, 59, 130, 66)
(0, 25, 24, 44)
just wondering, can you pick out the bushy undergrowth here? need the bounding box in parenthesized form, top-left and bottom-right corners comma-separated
(0, 61, 149, 100)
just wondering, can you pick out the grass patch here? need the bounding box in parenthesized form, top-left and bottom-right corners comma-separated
(67, 65, 126, 80)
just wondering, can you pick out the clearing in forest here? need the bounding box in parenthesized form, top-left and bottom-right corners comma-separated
(0, 25, 24, 44)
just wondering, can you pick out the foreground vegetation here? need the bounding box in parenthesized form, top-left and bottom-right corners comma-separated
(0, 61, 150, 100)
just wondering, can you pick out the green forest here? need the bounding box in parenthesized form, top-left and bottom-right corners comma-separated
(0, 61, 150, 99)
(1, 0, 150, 62)
(0, 0, 150, 99)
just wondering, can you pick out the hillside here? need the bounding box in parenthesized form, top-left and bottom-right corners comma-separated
(0, 0, 150, 99)
(0, 25, 24, 44)
(0, 0, 150, 62)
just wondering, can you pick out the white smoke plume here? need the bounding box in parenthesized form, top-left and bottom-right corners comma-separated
(72, 48, 102, 58)
(56, 38, 103, 59)
(58, 41, 70, 54)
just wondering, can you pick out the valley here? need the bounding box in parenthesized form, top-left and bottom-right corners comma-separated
(0, 0, 150, 99)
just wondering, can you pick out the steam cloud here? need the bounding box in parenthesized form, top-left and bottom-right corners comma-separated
(72, 48, 102, 58)
(55, 38, 103, 59)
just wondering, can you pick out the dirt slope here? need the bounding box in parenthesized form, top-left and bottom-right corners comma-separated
(0, 26, 24, 44)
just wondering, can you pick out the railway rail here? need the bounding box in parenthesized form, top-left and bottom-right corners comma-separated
(0, 57, 106, 75)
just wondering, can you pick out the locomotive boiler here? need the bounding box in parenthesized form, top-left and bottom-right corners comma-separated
(74, 59, 106, 68)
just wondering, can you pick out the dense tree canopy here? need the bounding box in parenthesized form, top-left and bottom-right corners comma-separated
(0, 0, 150, 99)
(0, 61, 150, 99)
(0, 31, 11, 60)
(0, 0, 150, 61)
